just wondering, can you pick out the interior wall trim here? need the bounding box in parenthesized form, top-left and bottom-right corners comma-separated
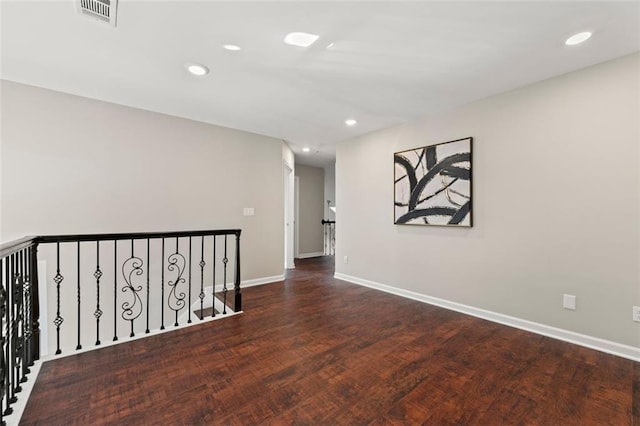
(334, 272, 640, 362)
(296, 252, 325, 259)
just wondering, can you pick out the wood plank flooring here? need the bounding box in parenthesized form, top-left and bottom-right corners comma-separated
(21, 256, 638, 425)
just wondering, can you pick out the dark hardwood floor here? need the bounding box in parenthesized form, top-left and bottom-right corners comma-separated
(21, 256, 638, 425)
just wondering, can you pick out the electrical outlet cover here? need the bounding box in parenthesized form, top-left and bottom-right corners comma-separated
(563, 294, 576, 310)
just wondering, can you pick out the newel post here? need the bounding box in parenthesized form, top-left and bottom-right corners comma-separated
(233, 231, 241, 312)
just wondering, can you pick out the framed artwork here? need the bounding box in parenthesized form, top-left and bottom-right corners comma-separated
(394, 137, 472, 227)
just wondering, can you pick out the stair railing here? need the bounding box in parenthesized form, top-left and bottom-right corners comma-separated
(0, 229, 241, 424)
(321, 220, 335, 256)
(0, 236, 40, 425)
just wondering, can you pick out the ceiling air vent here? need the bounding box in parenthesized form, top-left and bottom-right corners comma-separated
(77, 0, 118, 27)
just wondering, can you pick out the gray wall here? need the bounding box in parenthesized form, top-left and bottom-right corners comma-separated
(1, 80, 285, 281)
(336, 53, 639, 348)
(296, 164, 325, 256)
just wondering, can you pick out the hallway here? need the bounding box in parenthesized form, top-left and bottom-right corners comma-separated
(21, 256, 638, 424)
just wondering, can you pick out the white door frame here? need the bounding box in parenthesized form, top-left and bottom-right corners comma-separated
(295, 176, 300, 259)
(284, 163, 295, 269)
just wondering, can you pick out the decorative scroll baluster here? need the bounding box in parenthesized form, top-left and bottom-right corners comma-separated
(222, 235, 228, 315)
(188, 237, 192, 324)
(161, 238, 165, 330)
(167, 238, 186, 327)
(76, 242, 81, 350)
(53, 243, 64, 355)
(211, 236, 216, 318)
(234, 232, 242, 312)
(113, 241, 117, 342)
(121, 240, 143, 338)
(199, 236, 205, 320)
(145, 239, 150, 334)
(94, 241, 102, 346)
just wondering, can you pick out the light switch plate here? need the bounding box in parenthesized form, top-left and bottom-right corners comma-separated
(243, 207, 255, 216)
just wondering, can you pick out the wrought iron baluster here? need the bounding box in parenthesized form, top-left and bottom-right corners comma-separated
(188, 237, 192, 324)
(234, 233, 242, 312)
(19, 249, 28, 382)
(76, 242, 81, 350)
(23, 249, 32, 372)
(23, 248, 31, 373)
(167, 238, 186, 327)
(10, 254, 21, 395)
(53, 242, 64, 355)
(199, 236, 205, 321)
(94, 241, 102, 346)
(174, 237, 178, 326)
(145, 238, 150, 334)
(3, 256, 13, 414)
(15, 251, 23, 386)
(222, 235, 228, 315)
(121, 239, 143, 338)
(161, 238, 165, 330)
(113, 241, 117, 342)
(29, 244, 40, 365)
(211, 236, 216, 318)
(0, 258, 7, 421)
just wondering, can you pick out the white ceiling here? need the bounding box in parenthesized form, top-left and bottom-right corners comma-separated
(2, 1, 639, 168)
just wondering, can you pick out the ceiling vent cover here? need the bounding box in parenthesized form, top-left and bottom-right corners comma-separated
(77, 0, 118, 27)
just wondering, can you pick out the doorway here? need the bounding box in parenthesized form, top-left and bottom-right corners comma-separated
(284, 163, 295, 269)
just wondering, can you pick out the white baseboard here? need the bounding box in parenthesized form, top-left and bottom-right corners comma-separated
(241, 274, 285, 288)
(296, 252, 325, 259)
(334, 272, 640, 362)
(196, 274, 286, 295)
(211, 274, 285, 292)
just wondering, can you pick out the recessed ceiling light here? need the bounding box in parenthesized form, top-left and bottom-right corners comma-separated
(302, 147, 311, 152)
(284, 32, 319, 48)
(345, 119, 357, 126)
(185, 63, 209, 76)
(223, 44, 241, 51)
(326, 42, 335, 49)
(565, 31, 592, 46)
